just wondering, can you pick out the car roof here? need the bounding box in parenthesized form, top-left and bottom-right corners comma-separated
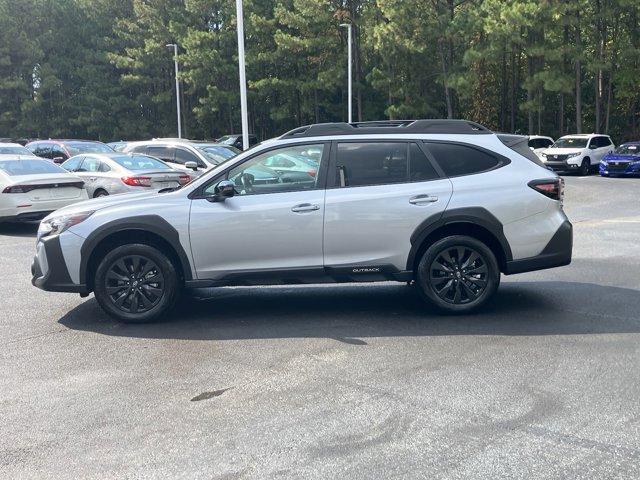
(0, 142, 28, 147)
(620, 141, 640, 145)
(559, 133, 610, 138)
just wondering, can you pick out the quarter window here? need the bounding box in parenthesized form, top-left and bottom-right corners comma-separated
(424, 143, 501, 177)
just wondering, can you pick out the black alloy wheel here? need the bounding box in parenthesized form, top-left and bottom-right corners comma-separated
(429, 246, 488, 305)
(105, 255, 164, 314)
(579, 159, 590, 176)
(94, 244, 180, 322)
(417, 235, 500, 313)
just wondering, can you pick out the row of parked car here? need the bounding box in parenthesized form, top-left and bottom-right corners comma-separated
(528, 133, 640, 177)
(0, 134, 326, 224)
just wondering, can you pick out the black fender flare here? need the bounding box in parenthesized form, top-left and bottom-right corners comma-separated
(406, 207, 513, 270)
(79, 215, 193, 285)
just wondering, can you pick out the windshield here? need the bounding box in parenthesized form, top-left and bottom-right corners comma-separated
(0, 145, 32, 155)
(111, 155, 172, 171)
(614, 144, 640, 155)
(0, 159, 67, 176)
(65, 142, 114, 155)
(552, 137, 588, 149)
(217, 136, 237, 145)
(197, 145, 237, 161)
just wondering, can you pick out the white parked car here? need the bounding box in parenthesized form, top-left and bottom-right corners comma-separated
(0, 142, 39, 156)
(0, 158, 88, 223)
(541, 134, 614, 175)
(528, 136, 554, 161)
(124, 140, 236, 178)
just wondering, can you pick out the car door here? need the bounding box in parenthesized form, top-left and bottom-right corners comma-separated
(75, 156, 103, 197)
(189, 142, 330, 280)
(599, 136, 614, 161)
(323, 141, 453, 272)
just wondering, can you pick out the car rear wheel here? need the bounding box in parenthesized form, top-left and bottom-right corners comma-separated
(94, 189, 109, 198)
(94, 244, 180, 323)
(416, 235, 500, 314)
(579, 158, 590, 176)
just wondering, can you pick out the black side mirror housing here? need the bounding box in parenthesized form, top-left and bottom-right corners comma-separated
(53, 156, 65, 164)
(207, 180, 235, 202)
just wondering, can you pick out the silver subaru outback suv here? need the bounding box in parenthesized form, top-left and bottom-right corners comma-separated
(32, 120, 572, 322)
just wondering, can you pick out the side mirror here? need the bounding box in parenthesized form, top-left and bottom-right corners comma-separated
(53, 156, 65, 164)
(185, 161, 198, 171)
(207, 180, 235, 202)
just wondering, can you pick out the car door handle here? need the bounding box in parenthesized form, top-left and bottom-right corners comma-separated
(291, 203, 320, 213)
(89, 177, 97, 181)
(409, 194, 438, 205)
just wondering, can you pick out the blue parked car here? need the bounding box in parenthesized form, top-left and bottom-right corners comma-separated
(600, 142, 640, 176)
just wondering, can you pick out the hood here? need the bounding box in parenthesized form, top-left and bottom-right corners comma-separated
(42, 190, 166, 220)
(543, 148, 584, 155)
(603, 153, 640, 162)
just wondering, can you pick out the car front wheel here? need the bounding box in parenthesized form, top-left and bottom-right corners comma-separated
(416, 235, 500, 314)
(94, 244, 180, 322)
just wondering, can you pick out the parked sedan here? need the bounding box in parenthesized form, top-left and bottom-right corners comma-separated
(0, 158, 88, 223)
(60, 153, 191, 198)
(26, 139, 114, 164)
(599, 142, 640, 177)
(0, 142, 38, 156)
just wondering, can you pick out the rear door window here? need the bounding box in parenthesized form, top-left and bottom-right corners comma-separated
(335, 142, 408, 187)
(61, 156, 84, 171)
(175, 148, 204, 167)
(424, 142, 502, 177)
(146, 146, 175, 163)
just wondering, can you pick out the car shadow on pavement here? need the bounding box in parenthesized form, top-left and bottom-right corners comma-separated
(57, 281, 640, 341)
(0, 222, 38, 238)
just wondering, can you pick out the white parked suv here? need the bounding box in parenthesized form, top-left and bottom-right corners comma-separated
(31, 120, 572, 322)
(124, 139, 237, 178)
(541, 134, 614, 175)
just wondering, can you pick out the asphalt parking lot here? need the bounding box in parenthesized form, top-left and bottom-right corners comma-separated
(1, 175, 639, 479)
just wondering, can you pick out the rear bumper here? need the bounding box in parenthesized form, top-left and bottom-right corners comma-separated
(31, 235, 88, 294)
(504, 220, 572, 274)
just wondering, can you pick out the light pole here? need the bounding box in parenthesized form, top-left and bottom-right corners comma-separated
(339, 23, 352, 123)
(235, 0, 249, 150)
(166, 43, 182, 138)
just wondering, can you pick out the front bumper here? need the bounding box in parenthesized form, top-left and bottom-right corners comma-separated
(31, 235, 88, 294)
(504, 220, 572, 274)
(543, 160, 581, 173)
(599, 162, 640, 176)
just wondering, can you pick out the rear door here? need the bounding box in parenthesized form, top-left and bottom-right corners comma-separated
(323, 141, 452, 273)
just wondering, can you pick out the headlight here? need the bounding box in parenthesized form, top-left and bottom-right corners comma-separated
(37, 211, 95, 242)
(566, 152, 581, 158)
(540, 152, 548, 158)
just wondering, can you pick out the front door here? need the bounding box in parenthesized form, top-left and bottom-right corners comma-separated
(189, 142, 329, 280)
(323, 141, 452, 272)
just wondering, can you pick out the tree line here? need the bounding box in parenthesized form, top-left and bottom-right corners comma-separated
(1, 0, 639, 142)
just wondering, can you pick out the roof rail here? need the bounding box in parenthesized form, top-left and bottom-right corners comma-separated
(279, 119, 492, 139)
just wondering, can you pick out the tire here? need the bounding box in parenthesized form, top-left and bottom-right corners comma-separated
(94, 243, 180, 323)
(94, 189, 109, 198)
(579, 158, 590, 176)
(416, 235, 500, 314)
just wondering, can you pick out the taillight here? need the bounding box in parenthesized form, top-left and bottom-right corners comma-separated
(121, 176, 152, 187)
(3, 185, 31, 193)
(178, 175, 191, 185)
(528, 178, 564, 201)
